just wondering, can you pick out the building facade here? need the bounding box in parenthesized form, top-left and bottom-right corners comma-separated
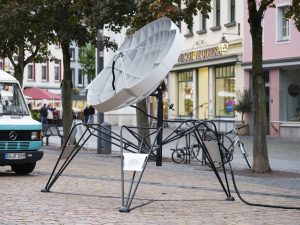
(168, 0, 244, 132)
(242, 0, 300, 138)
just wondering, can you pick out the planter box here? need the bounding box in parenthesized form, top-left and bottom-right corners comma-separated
(236, 124, 249, 135)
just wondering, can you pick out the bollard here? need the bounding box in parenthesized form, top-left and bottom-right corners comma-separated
(100, 122, 112, 154)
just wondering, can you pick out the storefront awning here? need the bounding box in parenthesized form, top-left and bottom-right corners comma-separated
(23, 87, 61, 100)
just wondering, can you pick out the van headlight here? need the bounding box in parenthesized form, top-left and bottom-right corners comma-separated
(31, 131, 39, 140)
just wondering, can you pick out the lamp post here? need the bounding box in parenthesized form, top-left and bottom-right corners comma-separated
(97, 28, 104, 154)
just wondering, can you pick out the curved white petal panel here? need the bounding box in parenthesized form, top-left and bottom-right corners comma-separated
(87, 17, 184, 112)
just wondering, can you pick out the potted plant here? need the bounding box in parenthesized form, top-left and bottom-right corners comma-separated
(235, 89, 252, 135)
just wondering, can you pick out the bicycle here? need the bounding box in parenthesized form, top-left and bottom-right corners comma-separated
(203, 125, 251, 169)
(224, 125, 251, 169)
(171, 129, 203, 164)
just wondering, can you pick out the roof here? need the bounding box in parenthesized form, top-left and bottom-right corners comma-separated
(23, 87, 61, 100)
(0, 70, 18, 83)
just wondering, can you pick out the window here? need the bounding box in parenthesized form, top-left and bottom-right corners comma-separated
(229, 0, 235, 23)
(54, 60, 60, 81)
(70, 48, 75, 61)
(185, 25, 193, 37)
(28, 64, 34, 80)
(277, 6, 290, 41)
(280, 69, 300, 121)
(199, 13, 207, 31)
(215, 65, 235, 117)
(71, 68, 75, 86)
(78, 69, 83, 86)
(178, 71, 193, 116)
(41, 65, 47, 81)
(215, 0, 221, 27)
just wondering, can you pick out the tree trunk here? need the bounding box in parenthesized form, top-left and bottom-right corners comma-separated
(12, 47, 26, 87)
(13, 64, 24, 88)
(61, 40, 73, 145)
(249, 4, 271, 172)
(136, 99, 151, 152)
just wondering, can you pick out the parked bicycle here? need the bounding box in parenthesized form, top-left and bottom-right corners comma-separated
(171, 127, 204, 164)
(203, 125, 251, 169)
(224, 125, 251, 169)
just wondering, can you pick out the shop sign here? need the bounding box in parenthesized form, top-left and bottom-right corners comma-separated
(178, 47, 221, 63)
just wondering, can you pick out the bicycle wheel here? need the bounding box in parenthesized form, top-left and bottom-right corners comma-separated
(238, 141, 252, 169)
(171, 148, 186, 163)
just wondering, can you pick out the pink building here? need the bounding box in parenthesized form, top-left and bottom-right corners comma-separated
(243, 0, 300, 138)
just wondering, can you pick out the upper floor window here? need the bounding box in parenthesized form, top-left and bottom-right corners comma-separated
(199, 13, 207, 31)
(277, 6, 290, 41)
(41, 65, 47, 81)
(215, 0, 221, 27)
(71, 68, 75, 86)
(229, 0, 235, 23)
(70, 48, 75, 61)
(28, 64, 34, 80)
(54, 59, 60, 81)
(78, 69, 83, 86)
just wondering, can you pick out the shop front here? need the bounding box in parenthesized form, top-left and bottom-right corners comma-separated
(168, 43, 243, 132)
(243, 58, 300, 138)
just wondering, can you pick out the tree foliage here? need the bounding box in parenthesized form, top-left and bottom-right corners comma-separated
(287, 0, 300, 30)
(78, 43, 96, 80)
(0, 0, 53, 86)
(42, 0, 135, 142)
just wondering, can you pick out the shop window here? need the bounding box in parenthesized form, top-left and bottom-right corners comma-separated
(178, 71, 193, 117)
(215, 65, 235, 117)
(280, 69, 300, 121)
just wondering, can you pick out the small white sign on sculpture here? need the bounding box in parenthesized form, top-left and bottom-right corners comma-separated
(123, 153, 148, 171)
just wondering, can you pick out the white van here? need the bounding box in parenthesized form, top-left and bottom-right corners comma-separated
(0, 69, 43, 174)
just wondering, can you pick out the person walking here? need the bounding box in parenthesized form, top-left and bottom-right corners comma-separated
(88, 105, 95, 124)
(83, 106, 89, 123)
(40, 104, 48, 124)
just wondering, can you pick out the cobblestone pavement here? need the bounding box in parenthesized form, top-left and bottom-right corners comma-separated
(0, 144, 300, 225)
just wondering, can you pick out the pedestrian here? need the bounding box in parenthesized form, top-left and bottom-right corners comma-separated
(40, 103, 48, 124)
(88, 105, 95, 124)
(47, 105, 53, 124)
(52, 108, 60, 125)
(83, 106, 89, 123)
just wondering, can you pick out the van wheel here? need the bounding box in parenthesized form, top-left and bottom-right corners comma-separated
(11, 163, 36, 175)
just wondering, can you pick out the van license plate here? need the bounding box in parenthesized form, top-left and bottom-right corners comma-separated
(5, 153, 26, 160)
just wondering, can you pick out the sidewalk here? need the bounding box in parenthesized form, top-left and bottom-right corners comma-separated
(0, 126, 299, 224)
(44, 125, 300, 173)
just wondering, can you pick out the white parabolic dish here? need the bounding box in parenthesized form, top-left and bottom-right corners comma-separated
(87, 17, 184, 112)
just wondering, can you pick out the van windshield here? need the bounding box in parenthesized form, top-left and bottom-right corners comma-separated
(0, 82, 29, 116)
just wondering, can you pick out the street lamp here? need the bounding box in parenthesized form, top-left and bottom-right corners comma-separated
(218, 23, 240, 54)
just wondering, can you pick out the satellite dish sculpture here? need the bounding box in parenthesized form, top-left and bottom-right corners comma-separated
(87, 17, 184, 112)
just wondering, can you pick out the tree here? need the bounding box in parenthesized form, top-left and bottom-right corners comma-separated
(78, 43, 96, 80)
(0, 0, 53, 87)
(235, 89, 252, 124)
(43, 0, 135, 143)
(247, 0, 300, 172)
(287, 0, 300, 30)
